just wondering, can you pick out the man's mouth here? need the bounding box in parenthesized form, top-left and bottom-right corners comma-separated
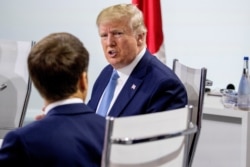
(108, 50, 117, 57)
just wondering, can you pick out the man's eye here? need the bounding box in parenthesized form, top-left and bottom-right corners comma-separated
(113, 32, 123, 37)
(100, 34, 108, 38)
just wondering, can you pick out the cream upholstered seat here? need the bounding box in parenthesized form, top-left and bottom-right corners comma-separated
(101, 105, 196, 167)
(0, 139, 2, 148)
(0, 39, 34, 139)
(172, 59, 207, 167)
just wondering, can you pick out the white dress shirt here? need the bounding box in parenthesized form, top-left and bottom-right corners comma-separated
(44, 98, 83, 115)
(97, 47, 146, 115)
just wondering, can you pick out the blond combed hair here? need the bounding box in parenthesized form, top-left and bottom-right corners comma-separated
(96, 3, 147, 35)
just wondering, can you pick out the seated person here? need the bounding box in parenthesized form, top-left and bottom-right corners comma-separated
(88, 3, 188, 117)
(0, 32, 106, 167)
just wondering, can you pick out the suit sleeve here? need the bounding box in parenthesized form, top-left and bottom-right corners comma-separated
(146, 77, 188, 112)
(0, 131, 30, 166)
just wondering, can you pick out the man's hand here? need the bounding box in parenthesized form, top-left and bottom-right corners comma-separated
(35, 106, 46, 121)
(35, 113, 45, 120)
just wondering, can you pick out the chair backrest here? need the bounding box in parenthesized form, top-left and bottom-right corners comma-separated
(0, 139, 2, 148)
(0, 39, 34, 139)
(101, 105, 197, 167)
(172, 59, 207, 167)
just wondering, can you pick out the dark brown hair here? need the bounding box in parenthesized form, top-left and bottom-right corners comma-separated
(28, 32, 89, 101)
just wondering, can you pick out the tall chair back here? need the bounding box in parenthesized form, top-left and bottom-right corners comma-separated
(0, 39, 34, 138)
(172, 59, 207, 167)
(101, 105, 197, 167)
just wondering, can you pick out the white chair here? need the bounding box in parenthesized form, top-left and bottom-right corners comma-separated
(101, 105, 197, 167)
(0, 39, 34, 139)
(0, 139, 2, 148)
(172, 59, 207, 167)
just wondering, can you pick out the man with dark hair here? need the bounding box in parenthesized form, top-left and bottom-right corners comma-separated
(0, 32, 105, 167)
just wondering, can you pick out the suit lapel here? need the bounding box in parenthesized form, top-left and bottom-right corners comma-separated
(108, 51, 151, 117)
(89, 66, 113, 110)
(108, 77, 143, 117)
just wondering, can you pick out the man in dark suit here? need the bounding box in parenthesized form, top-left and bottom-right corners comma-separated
(88, 4, 187, 117)
(0, 32, 105, 167)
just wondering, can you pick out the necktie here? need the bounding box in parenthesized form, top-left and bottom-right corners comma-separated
(97, 70, 119, 117)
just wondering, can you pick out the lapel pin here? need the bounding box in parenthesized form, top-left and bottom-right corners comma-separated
(131, 84, 136, 90)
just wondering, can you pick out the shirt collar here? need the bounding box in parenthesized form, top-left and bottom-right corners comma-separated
(44, 98, 83, 115)
(117, 47, 146, 77)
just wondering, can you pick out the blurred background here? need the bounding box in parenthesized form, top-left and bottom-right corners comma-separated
(0, 0, 250, 116)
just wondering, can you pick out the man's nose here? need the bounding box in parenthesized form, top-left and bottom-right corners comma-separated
(107, 35, 115, 46)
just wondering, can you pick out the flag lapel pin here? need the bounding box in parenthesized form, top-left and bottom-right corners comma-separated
(131, 84, 136, 90)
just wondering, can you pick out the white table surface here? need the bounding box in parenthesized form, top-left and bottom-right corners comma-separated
(192, 94, 250, 167)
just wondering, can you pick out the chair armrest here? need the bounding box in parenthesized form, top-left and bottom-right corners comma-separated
(112, 123, 197, 145)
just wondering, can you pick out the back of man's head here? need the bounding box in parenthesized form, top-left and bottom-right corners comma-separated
(27, 32, 89, 101)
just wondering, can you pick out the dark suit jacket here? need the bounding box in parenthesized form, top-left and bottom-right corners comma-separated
(0, 103, 105, 167)
(88, 50, 188, 117)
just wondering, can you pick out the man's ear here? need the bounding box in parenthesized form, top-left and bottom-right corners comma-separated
(137, 33, 145, 46)
(80, 71, 88, 100)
